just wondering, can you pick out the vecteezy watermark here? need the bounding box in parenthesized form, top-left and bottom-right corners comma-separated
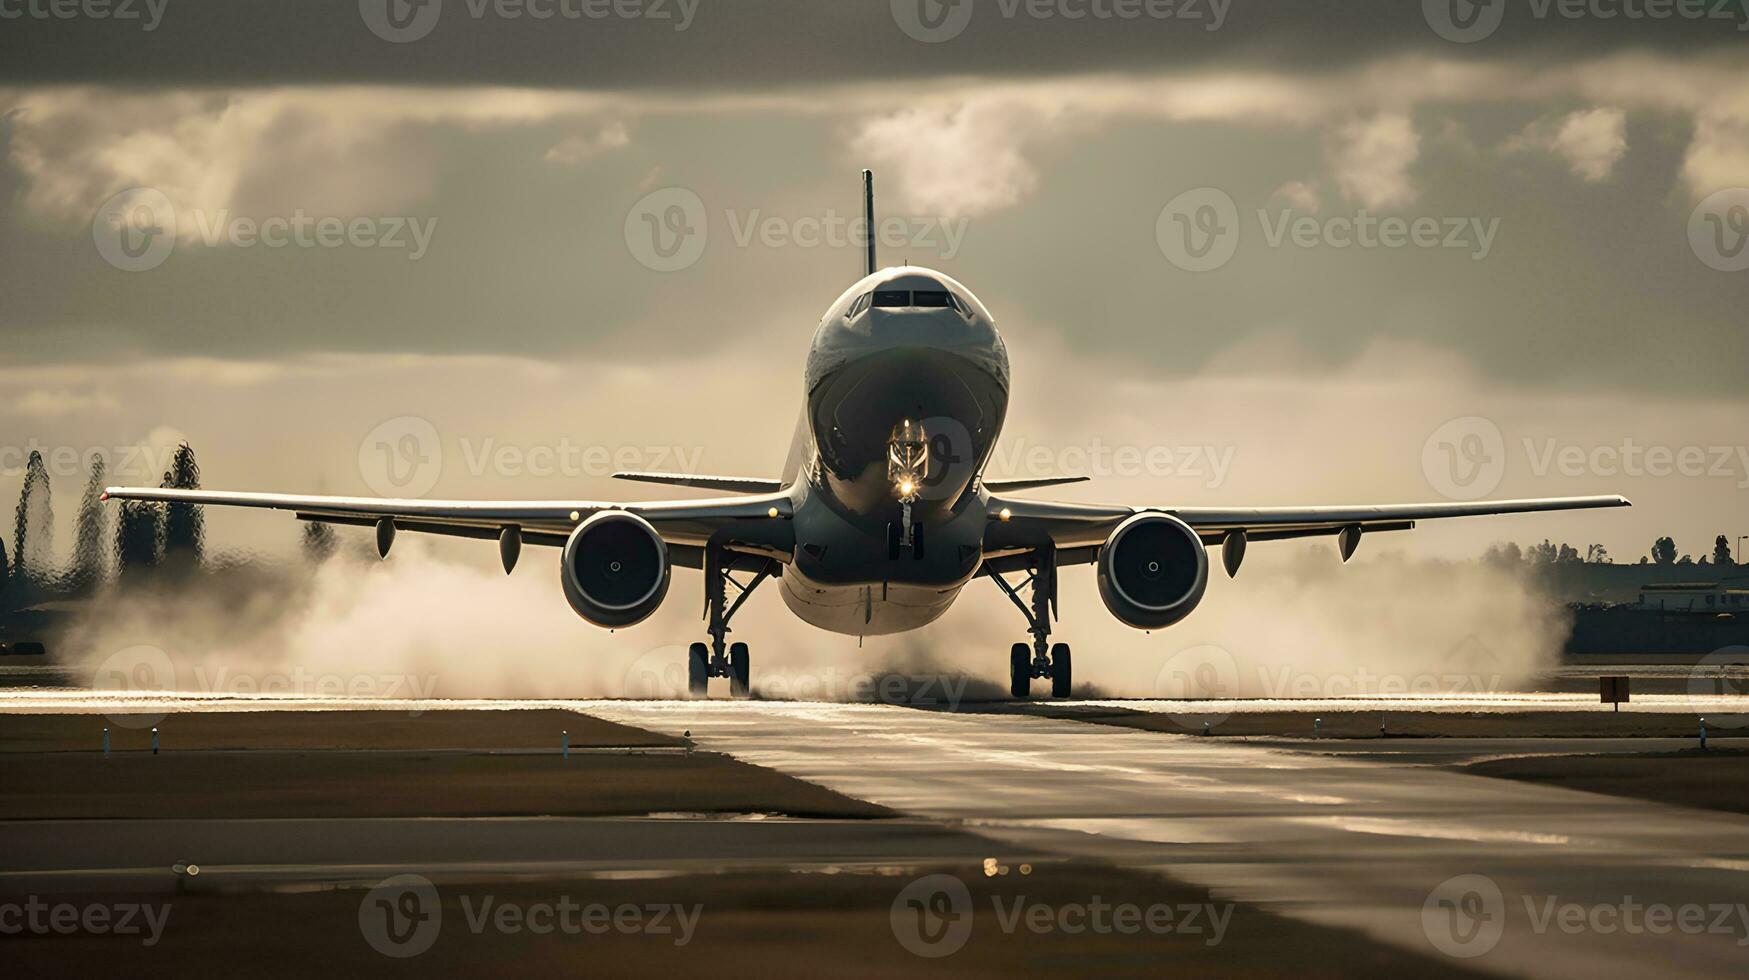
(1422, 874, 1507, 957)
(889, 872, 1233, 958)
(1689, 188, 1749, 272)
(92, 644, 440, 725)
(0, 897, 172, 946)
(620, 645, 973, 705)
(1422, 873, 1749, 958)
(1422, 416, 1508, 501)
(890, 0, 1230, 43)
(1156, 188, 1500, 272)
(1421, 416, 1749, 500)
(1424, 0, 1748, 44)
(623, 186, 970, 272)
(356, 415, 707, 498)
(0, 0, 168, 29)
(359, 0, 699, 43)
(1152, 642, 1508, 730)
(1687, 646, 1749, 729)
(359, 874, 702, 957)
(360, 875, 443, 957)
(987, 438, 1236, 488)
(92, 187, 438, 272)
(0, 441, 188, 480)
(91, 644, 177, 729)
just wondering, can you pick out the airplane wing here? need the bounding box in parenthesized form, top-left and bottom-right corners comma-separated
(983, 493, 1631, 570)
(612, 472, 784, 494)
(102, 486, 795, 568)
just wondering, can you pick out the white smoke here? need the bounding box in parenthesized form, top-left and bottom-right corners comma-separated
(62, 533, 1562, 704)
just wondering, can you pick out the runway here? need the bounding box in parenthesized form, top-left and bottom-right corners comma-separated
(5, 691, 1749, 975)
(589, 700, 1749, 980)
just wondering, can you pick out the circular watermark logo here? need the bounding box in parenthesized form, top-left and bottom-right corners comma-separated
(360, 873, 442, 957)
(1154, 643, 1239, 729)
(891, 0, 974, 42)
(1688, 187, 1749, 273)
(625, 187, 708, 272)
(93, 187, 176, 272)
(358, 416, 442, 498)
(890, 873, 973, 958)
(1422, 415, 1505, 501)
(1157, 187, 1239, 272)
(359, 0, 443, 43)
(917, 415, 976, 502)
(1422, 0, 1504, 43)
(621, 644, 695, 699)
(1688, 646, 1749, 728)
(91, 644, 176, 729)
(1421, 873, 1505, 958)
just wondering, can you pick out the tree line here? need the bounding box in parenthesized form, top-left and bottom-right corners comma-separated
(2, 444, 206, 611)
(1482, 535, 1738, 568)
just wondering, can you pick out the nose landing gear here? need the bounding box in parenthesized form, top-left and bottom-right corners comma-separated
(987, 551, 1072, 699)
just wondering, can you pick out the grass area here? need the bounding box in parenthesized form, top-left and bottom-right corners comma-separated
(1, 863, 1487, 979)
(1463, 748, 1749, 817)
(0, 708, 677, 753)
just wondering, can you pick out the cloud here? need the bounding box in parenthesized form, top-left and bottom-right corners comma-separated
(847, 99, 1044, 217)
(1682, 111, 1749, 198)
(1505, 107, 1627, 182)
(5, 52, 1747, 227)
(1326, 112, 1420, 209)
(544, 120, 632, 165)
(2, 87, 617, 230)
(1271, 179, 1322, 213)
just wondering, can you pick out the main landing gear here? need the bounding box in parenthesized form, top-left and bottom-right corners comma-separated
(986, 552, 1072, 699)
(689, 547, 774, 698)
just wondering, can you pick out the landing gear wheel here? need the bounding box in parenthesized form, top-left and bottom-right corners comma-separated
(1050, 642, 1073, 699)
(687, 642, 709, 697)
(729, 642, 751, 698)
(1010, 642, 1031, 699)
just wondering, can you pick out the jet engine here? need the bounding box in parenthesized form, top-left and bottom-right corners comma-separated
(1096, 513, 1209, 629)
(559, 511, 671, 628)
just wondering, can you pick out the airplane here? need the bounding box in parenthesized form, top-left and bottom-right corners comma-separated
(105, 171, 1630, 699)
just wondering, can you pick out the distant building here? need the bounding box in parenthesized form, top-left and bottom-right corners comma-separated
(1636, 579, 1749, 613)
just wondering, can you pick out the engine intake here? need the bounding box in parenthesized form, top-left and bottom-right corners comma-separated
(560, 511, 671, 628)
(1096, 513, 1209, 630)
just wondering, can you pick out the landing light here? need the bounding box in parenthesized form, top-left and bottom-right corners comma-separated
(999, 508, 1012, 521)
(899, 480, 916, 497)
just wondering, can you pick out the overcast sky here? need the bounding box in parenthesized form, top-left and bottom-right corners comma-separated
(1, 0, 1746, 562)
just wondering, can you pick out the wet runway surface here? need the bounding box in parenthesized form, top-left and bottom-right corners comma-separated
(588, 701, 1749, 980)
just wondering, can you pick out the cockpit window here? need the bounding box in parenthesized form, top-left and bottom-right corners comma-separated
(872, 290, 910, 308)
(911, 290, 952, 308)
(848, 292, 871, 317)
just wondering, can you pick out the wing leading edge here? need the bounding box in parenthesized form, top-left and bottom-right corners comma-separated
(984, 493, 1631, 562)
(101, 486, 796, 567)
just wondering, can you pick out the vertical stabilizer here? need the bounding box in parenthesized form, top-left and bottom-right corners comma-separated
(862, 169, 876, 277)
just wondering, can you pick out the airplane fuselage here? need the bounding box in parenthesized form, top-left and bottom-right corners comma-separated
(779, 267, 1010, 635)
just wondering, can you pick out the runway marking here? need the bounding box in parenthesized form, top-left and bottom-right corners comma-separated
(585, 701, 1749, 980)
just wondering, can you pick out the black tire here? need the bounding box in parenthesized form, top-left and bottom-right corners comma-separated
(729, 642, 751, 698)
(1010, 642, 1031, 699)
(687, 642, 709, 697)
(1050, 643, 1073, 699)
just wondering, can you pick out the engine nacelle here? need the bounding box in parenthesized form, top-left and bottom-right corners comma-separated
(1096, 513, 1209, 630)
(559, 511, 671, 628)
